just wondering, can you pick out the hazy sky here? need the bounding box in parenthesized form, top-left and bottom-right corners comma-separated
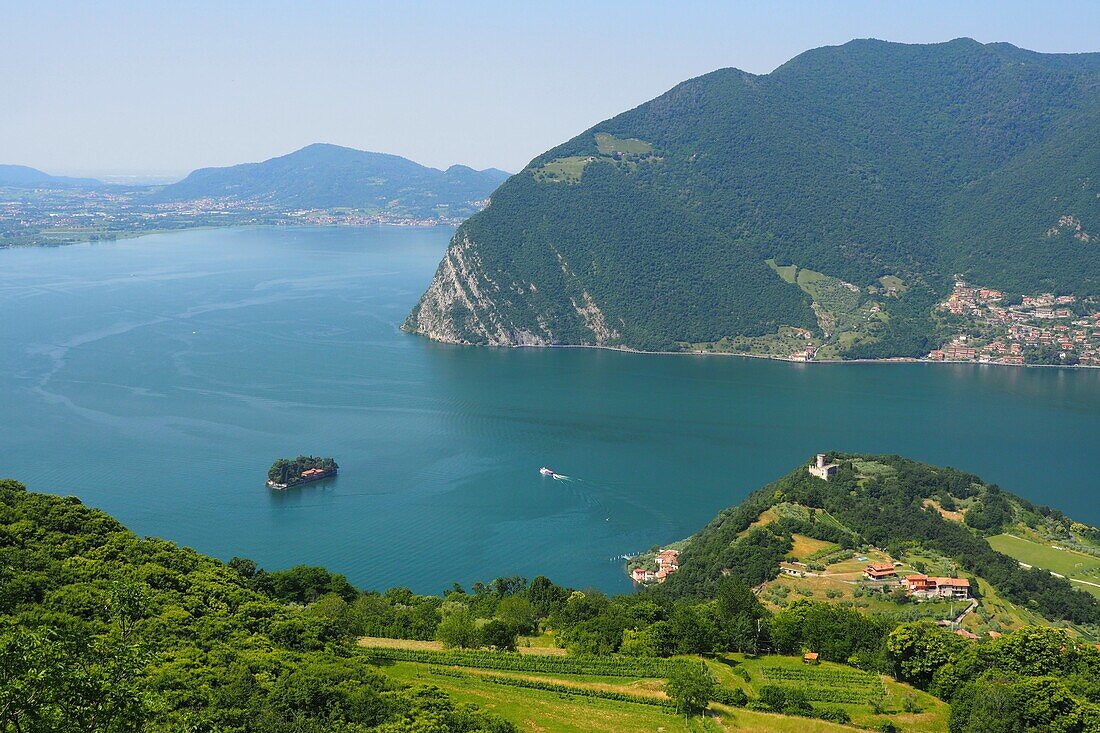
(5, 1, 1099, 179)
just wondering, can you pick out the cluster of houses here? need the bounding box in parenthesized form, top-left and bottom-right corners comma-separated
(863, 562, 970, 600)
(903, 574, 971, 600)
(930, 281, 1100, 366)
(631, 548, 680, 584)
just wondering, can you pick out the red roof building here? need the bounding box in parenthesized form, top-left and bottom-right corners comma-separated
(865, 563, 897, 580)
(656, 549, 680, 569)
(904, 574, 970, 600)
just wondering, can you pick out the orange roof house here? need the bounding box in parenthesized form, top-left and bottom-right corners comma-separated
(904, 574, 970, 599)
(865, 562, 897, 580)
(656, 549, 680, 568)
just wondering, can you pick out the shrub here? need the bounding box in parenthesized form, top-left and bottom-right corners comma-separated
(816, 706, 852, 724)
(711, 687, 748, 706)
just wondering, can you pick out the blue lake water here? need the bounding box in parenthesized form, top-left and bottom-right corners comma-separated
(1, 226, 1097, 593)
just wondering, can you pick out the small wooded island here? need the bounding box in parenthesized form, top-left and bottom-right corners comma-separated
(266, 455, 338, 489)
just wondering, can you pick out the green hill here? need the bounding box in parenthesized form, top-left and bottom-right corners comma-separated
(406, 38, 1100, 356)
(153, 143, 509, 219)
(656, 453, 1100, 631)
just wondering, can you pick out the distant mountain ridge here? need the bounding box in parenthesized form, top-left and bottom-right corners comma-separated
(152, 143, 509, 219)
(0, 164, 102, 189)
(406, 38, 1100, 357)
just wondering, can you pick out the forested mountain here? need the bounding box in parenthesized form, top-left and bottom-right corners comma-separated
(406, 39, 1100, 355)
(153, 143, 509, 219)
(0, 164, 102, 189)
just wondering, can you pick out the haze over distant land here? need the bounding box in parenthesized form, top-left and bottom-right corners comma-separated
(3, 1, 1099, 176)
(151, 143, 509, 215)
(0, 165, 102, 189)
(0, 145, 509, 246)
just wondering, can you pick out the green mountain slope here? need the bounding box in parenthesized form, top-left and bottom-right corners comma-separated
(154, 143, 509, 219)
(406, 39, 1100, 355)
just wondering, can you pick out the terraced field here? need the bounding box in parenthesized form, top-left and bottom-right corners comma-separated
(359, 638, 948, 732)
(716, 655, 951, 733)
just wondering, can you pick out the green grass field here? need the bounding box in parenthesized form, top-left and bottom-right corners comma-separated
(383, 659, 879, 732)
(687, 325, 817, 358)
(384, 661, 709, 733)
(766, 258, 799, 283)
(362, 636, 946, 732)
(533, 156, 595, 183)
(594, 132, 653, 155)
(878, 274, 908, 293)
(988, 534, 1100, 599)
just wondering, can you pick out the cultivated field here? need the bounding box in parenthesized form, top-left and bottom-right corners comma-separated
(360, 636, 947, 732)
(713, 655, 950, 733)
(988, 533, 1100, 598)
(358, 634, 568, 655)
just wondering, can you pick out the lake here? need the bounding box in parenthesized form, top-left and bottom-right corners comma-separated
(1, 226, 1098, 593)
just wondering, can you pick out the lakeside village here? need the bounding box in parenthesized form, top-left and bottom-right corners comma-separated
(928, 280, 1100, 366)
(0, 188, 467, 247)
(630, 455, 978, 638)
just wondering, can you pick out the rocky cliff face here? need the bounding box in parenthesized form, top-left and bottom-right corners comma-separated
(404, 227, 622, 348)
(403, 230, 550, 346)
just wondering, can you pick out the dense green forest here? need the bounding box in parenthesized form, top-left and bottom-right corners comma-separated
(407, 39, 1100, 356)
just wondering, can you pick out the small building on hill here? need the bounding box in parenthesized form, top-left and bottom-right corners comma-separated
(808, 454, 839, 481)
(865, 562, 897, 581)
(780, 562, 806, 578)
(803, 652, 820, 664)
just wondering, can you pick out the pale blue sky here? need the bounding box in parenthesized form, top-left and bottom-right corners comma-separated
(4, 1, 1099, 179)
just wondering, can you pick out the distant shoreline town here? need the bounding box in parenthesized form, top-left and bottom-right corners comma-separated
(0, 188, 466, 248)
